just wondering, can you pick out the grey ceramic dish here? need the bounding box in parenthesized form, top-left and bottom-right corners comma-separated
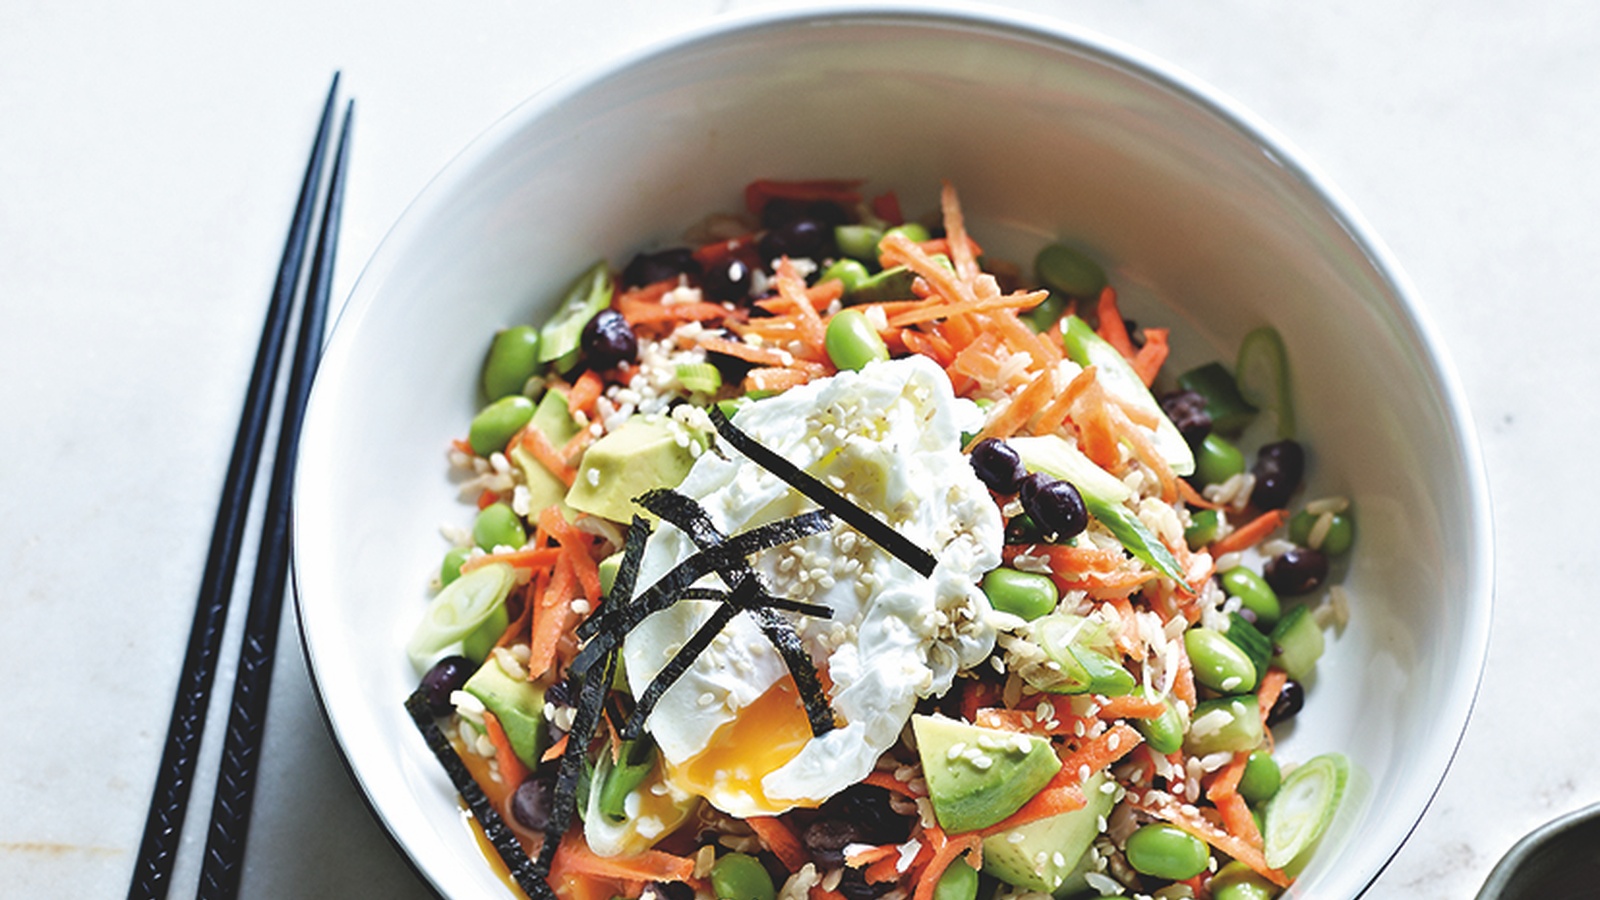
(1476, 802, 1600, 899)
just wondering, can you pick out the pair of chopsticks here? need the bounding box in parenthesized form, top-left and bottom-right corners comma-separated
(128, 73, 353, 900)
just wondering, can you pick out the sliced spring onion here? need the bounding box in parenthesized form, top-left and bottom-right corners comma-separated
(1263, 752, 1348, 869)
(405, 562, 515, 673)
(676, 361, 723, 395)
(1235, 326, 1296, 439)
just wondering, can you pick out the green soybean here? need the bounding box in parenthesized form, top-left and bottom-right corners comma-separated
(933, 858, 979, 900)
(473, 502, 526, 552)
(440, 547, 470, 587)
(1209, 861, 1277, 900)
(1184, 696, 1264, 756)
(1184, 628, 1258, 693)
(482, 325, 541, 401)
(1289, 508, 1355, 556)
(1220, 566, 1281, 630)
(1034, 243, 1107, 298)
(1023, 291, 1070, 333)
(834, 224, 885, 262)
(1238, 750, 1283, 805)
(825, 308, 889, 372)
(468, 395, 535, 456)
(711, 852, 775, 900)
(1194, 433, 1246, 487)
(882, 222, 932, 247)
(981, 567, 1058, 620)
(1124, 823, 1210, 881)
(821, 258, 872, 294)
(1134, 691, 1188, 755)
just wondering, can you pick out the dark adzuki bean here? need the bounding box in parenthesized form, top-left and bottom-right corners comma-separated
(815, 784, 911, 845)
(761, 198, 848, 229)
(801, 818, 861, 867)
(418, 656, 474, 716)
(581, 308, 638, 370)
(701, 257, 754, 303)
(1250, 439, 1305, 510)
(1263, 547, 1329, 596)
(1266, 679, 1305, 725)
(969, 438, 1026, 494)
(510, 774, 555, 831)
(622, 247, 701, 288)
(1159, 389, 1213, 449)
(759, 217, 831, 262)
(836, 867, 893, 900)
(1019, 472, 1089, 541)
(642, 882, 695, 900)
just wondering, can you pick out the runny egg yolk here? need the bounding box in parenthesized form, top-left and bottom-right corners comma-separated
(661, 675, 819, 812)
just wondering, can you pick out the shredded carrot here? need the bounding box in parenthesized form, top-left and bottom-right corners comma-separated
(939, 182, 980, 283)
(913, 829, 981, 900)
(844, 842, 900, 868)
(540, 505, 602, 604)
(550, 832, 697, 884)
(885, 288, 1045, 329)
(460, 546, 561, 574)
(810, 888, 848, 900)
(978, 782, 1086, 836)
(960, 679, 1003, 723)
(1257, 668, 1289, 730)
(879, 232, 979, 307)
(475, 489, 500, 510)
(865, 840, 930, 884)
(747, 816, 809, 872)
(862, 770, 919, 797)
(1177, 477, 1221, 510)
(1132, 327, 1170, 386)
(699, 335, 801, 368)
(744, 178, 864, 215)
(1206, 753, 1266, 849)
(567, 369, 604, 418)
(773, 257, 827, 353)
(692, 233, 757, 268)
(521, 426, 578, 487)
(965, 368, 1057, 446)
(1095, 694, 1170, 720)
(1031, 364, 1099, 436)
(1209, 508, 1291, 556)
(1058, 723, 1144, 783)
(481, 711, 530, 787)
(527, 553, 577, 680)
(622, 300, 732, 327)
(757, 277, 845, 315)
(1094, 287, 1137, 361)
(541, 733, 569, 763)
(743, 366, 814, 394)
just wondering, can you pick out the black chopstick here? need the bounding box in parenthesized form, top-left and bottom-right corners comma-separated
(127, 73, 343, 900)
(194, 95, 353, 900)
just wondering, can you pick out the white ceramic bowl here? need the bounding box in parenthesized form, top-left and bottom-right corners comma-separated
(294, 6, 1492, 898)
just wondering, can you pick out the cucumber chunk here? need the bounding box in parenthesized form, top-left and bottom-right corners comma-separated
(1269, 605, 1325, 680)
(1235, 326, 1295, 440)
(1263, 752, 1348, 869)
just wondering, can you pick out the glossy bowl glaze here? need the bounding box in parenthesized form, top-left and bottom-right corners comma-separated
(294, 6, 1493, 897)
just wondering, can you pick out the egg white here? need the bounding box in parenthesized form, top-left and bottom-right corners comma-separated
(620, 356, 1003, 816)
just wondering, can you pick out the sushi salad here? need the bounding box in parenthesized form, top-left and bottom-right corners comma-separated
(403, 180, 1354, 900)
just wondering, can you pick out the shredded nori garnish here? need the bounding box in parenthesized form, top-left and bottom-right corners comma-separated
(708, 405, 937, 577)
(404, 690, 552, 898)
(633, 488, 837, 738)
(620, 585, 748, 740)
(673, 586, 832, 619)
(533, 640, 618, 886)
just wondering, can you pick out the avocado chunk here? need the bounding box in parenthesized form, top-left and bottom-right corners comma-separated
(565, 414, 707, 524)
(913, 715, 1062, 834)
(980, 771, 1115, 894)
(509, 388, 582, 520)
(463, 655, 547, 770)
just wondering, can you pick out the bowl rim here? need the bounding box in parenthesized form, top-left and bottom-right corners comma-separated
(293, 3, 1495, 898)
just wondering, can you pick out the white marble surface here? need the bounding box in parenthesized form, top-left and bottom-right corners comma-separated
(2, 1, 1595, 897)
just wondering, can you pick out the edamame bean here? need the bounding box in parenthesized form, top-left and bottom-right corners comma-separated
(881, 222, 932, 247)
(932, 858, 979, 900)
(1209, 860, 1277, 900)
(710, 852, 775, 900)
(468, 394, 535, 456)
(1034, 243, 1107, 298)
(1134, 691, 1187, 755)
(1289, 508, 1355, 556)
(1194, 432, 1246, 487)
(820, 258, 872, 294)
(1024, 292, 1069, 332)
(1124, 823, 1210, 881)
(1184, 628, 1259, 693)
(482, 325, 541, 401)
(440, 546, 470, 587)
(1239, 749, 1282, 805)
(1219, 566, 1281, 630)
(825, 309, 890, 372)
(473, 502, 526, 552)
(981, 567, 1058, 620)
(833, 225, 884, 262)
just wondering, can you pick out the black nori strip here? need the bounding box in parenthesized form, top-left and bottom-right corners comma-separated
(675, 586, 832, 619)
(576, 510, 833, 643)
(619, 582, 751, 740)
(635, 488, 836, 738)
(607, 515, 653, 605)
(708, 405, 937, 577)
(536, 643, 617, 878)
(405, 690, 552, 899)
